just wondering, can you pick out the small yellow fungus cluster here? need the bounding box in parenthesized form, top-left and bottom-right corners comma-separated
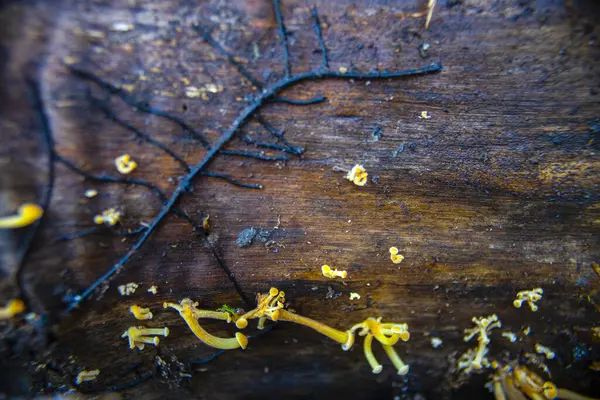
(349, 292, 361, 300)
(130, 305, 153, 320)
(0, 298, 26, 319)
(147, 285, 158, 295)
(535, 343, 556, 360)
(164, 298, 247, 350)
(121, 326, 169, 350)
(490, 363, 598, 400)
(345, 164, 368, 186)
(0, 204, 43, 229)
(75, 369, 100, 385)
(164, 288, 411, 376)
(459, 314, 501, 374)
(94, 208, 121, 226)
(84, 189, 98, 198)
(389, 247, 404, 264)
(114, 154, 137, 174)
(118, 282, 139, 296)
(502, 332, 518, 343)
(321, 265, 347, 279)
(339, 66, 348, 74)
(419, 110, 432, 119)
(514, 288, 543, 312)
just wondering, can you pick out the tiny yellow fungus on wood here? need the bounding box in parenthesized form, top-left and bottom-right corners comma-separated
(114, 154, 137, 174)
(513, 288, 543, 312)
(0, 299, 25, 319)
(460, 314, 501, 373)
(84, 189, 98, 198)
(321, 265, 347, 279)
(164, 298, 247, 350)
(94, 208, 121, 226)
(593, 327, 600, 338)
(130, 305, 153, 320)
(349, 292, 361, 300)
(425, 0, 436, 29)
(535, 343, 556, 360)
(430, 337, 443, 348)
(75, 369, 100, 385)
(592, 262, 600, 277)
(502, 332, 518, 343)
(118, 282, 139, 296)
(236, 287, 285, 329)
(147, 285, 158, 295)
(363, 334, 382, 373)
(419, 110, 432, 119)
(185, 86, 201, 98)
(202, 215, 210, 231)
(121, 326, 169, 350)
(345, 164, 368, 186)
(339, 66, 348, 74)
(389, 247, 404, 264)
(205, 83, 222, 93)
(0, 204, 43, 229)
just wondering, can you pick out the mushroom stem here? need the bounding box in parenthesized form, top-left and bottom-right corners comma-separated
(173, 304, 247, 350)
(363, 334, 382, 374)
(382, 343, 409, 375)
(277, 309, 350, 347)
(0, 299, 25, 319)
(0, 204, 43, 229)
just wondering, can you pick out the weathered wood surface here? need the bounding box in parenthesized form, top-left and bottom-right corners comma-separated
(1, 0, 599, 398)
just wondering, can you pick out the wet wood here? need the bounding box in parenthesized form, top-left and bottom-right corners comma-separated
(0, 0, 599, 398)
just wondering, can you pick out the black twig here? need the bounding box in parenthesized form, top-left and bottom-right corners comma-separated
(191, 25, 263, 89)
(80, 372, 153, 394)
(18, 78, 57, 308)
(201, 171, 262, 189)
(256, 114, 304, 155)
(220, 149, 289, 161)
(271, 95, 326, 105)
(55, 155, 169, 203)
(312, 7, 329, 70)
(240, 134, 298, 155)
(273, 0, 291, 78)
(205, 244, 252, 306)
(66, 61, 441, 312)
(67, 67, 211, 148)
(56, 226, 147, 241)
(90, 96, 191, 172)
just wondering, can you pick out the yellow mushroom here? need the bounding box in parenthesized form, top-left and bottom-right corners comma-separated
(94, 208, 121, 226)
(321, 265, 347, 279)
(513, 288, 543, 312)
(164, 299, 247, 350)
(345, 164, 368, 186)
(75, 369, 100, 385)
(121, 326, 169, 350)
(0, 298, 26, 319)
(114, 154, 137, 174)
(129, 305, 153, 320)
(0, 204, 43, 229)
(236, 287, 285, 329)
(389, 247, 404, 264)
(363, 334, 383, 374)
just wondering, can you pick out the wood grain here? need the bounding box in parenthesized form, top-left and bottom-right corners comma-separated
(0, 0, 599, 398)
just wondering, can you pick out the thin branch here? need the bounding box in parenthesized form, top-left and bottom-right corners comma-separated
(67, 66, 211, 148)
(273, 0, 291, 78)
(312, 7, 329, 70)
(220, 149, 289, 161)
(55, 154, 169, 203)
(201, 171, 262, 189)
(191, 25, 263, 89)
(271, 95, 326, 105)
(256, 114, 304, 155)
(65, 61, 442, 312)
(89, 96, 191, 172)
(240, 134, 299, 155)
(18, 78, 57, 308)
